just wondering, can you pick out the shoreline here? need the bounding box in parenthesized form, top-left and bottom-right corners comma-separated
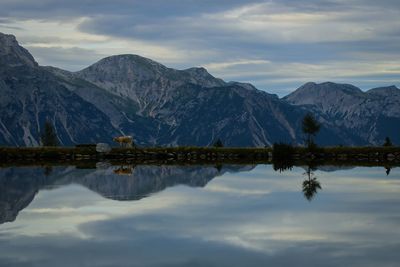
(0, 146, 400, 167)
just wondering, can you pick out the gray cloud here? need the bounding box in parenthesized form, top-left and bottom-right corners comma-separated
(1, 202, 400, 267)
(1, 0, 398, 20)
(75, 0, 400, 74)
(0, 0, 261, 20)
(26, 46, 105, 70)
(0, 0, 399, 94)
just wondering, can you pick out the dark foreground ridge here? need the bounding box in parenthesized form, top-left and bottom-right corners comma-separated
(1, 146, 400, 167)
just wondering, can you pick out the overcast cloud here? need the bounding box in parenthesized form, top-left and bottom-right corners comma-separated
(0, 0, 399, 95)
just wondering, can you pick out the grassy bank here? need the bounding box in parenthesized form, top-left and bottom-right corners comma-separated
(0, 146, 271, 165)
(0, 145, 399, 166)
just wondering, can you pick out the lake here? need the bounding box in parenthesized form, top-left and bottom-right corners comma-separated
(0, 164, 399, 266)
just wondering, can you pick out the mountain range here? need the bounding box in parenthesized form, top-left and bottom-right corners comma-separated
(0, 32, 399, 147)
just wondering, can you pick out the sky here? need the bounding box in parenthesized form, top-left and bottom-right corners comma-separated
(0, 0, 399, 96)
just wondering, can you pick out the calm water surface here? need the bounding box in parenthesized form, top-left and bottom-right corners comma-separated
(0, 164, 399, 266)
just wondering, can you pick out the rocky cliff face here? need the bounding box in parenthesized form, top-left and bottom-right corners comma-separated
(75, 55, 225, 117)
(46, 65, 166, 145)
(0, 33, 121, 146)
(151, 83, 304, 146)
(284, 82, 400, 145)
(0, 33, 37, 68)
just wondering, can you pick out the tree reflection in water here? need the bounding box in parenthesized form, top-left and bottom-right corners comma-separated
(302, 165, 322, 201)
(215, 163, 223, 173)
(43, 166, 53, 177)
(273, 157, 322, 202)
(385, 166, 391, 176)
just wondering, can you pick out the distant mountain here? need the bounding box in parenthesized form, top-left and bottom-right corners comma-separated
(55, 54, 308, 146)
(284, 82, 400, 145)
(75, 54, 225, 116)
(0, 32, 399, 146)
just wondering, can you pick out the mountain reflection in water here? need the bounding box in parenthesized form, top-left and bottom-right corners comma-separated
(0, 164, 254, 224)
(0, 164, 399, 267)
(1, 163, 395, 225)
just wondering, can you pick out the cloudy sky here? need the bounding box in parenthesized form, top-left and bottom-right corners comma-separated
(0, 0, 399, 95)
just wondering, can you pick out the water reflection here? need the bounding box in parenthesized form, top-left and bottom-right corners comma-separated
(385, 166, 391, 176)
(302, 165, 322, 201)
(0, 165, 252, 224)
(0, 164, 400, 266)
(273, 159, 322, 201)
(215, 163, 223, 173)
(1, 162, 396, 225)
(43, 166, 53, 177)
(113, 165, 135, 176)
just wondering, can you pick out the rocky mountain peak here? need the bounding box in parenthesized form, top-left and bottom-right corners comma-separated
(101, 54, 166, 70)
(184, 66, 214, 79)
(367, 85, 400, 97)
(183, 67, 225, 87)
(284, 81, 363, 106)
(300, 81, 361, 94)
(320, 82, 362, 94)
(227, 81, 255, 90)
(74, 53, 226, 104)
(76, 54, 225, 87)
(184, 66, 208, 74)
(76, 54, 169, 82)
(0, 32, 37, 68)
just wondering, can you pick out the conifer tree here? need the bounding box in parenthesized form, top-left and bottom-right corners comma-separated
(213, 138, 224, 148)
(383, 137, 392, 147)
(302, 113, 321, 148)
(41, 120, 59, 146)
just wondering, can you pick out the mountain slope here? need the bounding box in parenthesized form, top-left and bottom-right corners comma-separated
(0, 33, 37, 68)
(1, 32, 399, 147)
(0, 33, 119, 146)
(51, 54, 310, 146)
(46, 66, 168, 145)
(284, 82, 400, 145)
(153, 83, 303, 146)
(75, 55, 225, 117)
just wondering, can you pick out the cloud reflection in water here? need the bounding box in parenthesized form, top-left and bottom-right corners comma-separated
(0, 165, 399, 266)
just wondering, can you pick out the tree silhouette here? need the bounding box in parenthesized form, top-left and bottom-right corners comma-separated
(385, 166, 391, 176)
(302, 165, 322, 201)
(272, 143, 294, 172)
(43, 166, 53, 176)
(214, 163, 223, 173)
(302, 113, 321, 149)
(213, 138, 224, 148)
(41, 120, 59, 146)
(383, 137, 393, 147)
